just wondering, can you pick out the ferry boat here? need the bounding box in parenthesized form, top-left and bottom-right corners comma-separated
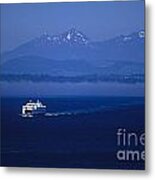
(22, 100, 46, 117)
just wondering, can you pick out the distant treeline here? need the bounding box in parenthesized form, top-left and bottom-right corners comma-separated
(0, 74, 144, 83)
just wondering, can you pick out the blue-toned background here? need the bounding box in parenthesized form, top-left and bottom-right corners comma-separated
(0, 1, 145, 169)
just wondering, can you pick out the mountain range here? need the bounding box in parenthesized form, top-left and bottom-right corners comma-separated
(0, 28, 144, 83)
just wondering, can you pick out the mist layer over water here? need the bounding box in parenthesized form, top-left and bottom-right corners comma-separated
(1, 82, 144, 97)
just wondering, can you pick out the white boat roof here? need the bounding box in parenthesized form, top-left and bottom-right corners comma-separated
(24, 100, 46, 107)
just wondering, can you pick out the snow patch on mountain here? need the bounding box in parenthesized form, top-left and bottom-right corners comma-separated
(67, 33, 71, 40)
(123, 36, 132, 41)
(138, 30, 145, 38)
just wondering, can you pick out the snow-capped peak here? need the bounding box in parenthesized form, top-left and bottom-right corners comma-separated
(122, 30, 145, 42)
(38, 28, 89, 46)
(62, 28, 89, 45)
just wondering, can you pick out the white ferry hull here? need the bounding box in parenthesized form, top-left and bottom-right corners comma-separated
(21, 99, 47, 117)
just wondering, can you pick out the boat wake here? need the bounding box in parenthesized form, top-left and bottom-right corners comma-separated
(20, 106, 106, 118)
(44, 106, 108, 117)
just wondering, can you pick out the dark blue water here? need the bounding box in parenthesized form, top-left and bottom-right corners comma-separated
(1, 96, 145, 169)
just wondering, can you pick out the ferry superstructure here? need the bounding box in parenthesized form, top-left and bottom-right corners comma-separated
(22, 100, 46, 116)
